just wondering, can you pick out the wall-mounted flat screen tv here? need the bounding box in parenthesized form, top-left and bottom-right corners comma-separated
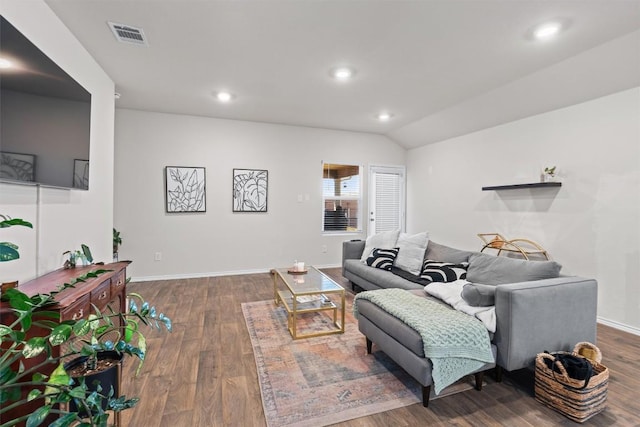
(0, 15, 91, 190)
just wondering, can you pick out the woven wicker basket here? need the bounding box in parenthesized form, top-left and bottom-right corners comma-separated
(534, 343, 609, 423)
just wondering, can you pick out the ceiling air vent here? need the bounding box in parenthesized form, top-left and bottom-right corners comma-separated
(108, 21, 148, 46)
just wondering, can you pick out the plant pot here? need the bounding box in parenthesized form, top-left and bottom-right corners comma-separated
(65, 350, 123, 417)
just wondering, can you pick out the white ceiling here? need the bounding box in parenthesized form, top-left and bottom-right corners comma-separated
(44, 0, 640, 149)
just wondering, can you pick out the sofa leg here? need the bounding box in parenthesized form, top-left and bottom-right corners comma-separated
(422, 385, 431, 407)
(495, 365, 503, 383)
(474, 372, 484, 391)
(366, 337, 372, 354)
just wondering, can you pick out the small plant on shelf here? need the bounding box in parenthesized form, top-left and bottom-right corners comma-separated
(543, 166, 557, 182)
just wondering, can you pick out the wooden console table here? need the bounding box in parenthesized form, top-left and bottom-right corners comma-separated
(0, 261, 130, 426)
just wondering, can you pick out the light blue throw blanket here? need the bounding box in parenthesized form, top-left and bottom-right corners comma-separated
(354, 288, 494, 394)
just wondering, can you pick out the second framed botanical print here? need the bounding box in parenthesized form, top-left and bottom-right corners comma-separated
(233, 168, 268, 212)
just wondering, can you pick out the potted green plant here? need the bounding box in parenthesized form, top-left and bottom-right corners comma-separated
(63, 245, 95, 269)
(542, 166, 557, 182)
(0, 272, 172, 427)
(112, 229, 122, 262)
(0, 215, 33, 263)
(1, 215, 33, 294)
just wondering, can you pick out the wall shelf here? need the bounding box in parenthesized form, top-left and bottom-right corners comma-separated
(482, 182, 562, 191)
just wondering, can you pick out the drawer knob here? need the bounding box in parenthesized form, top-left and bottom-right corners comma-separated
(100, 291, 107, 300)
(72, 308, 84, 320)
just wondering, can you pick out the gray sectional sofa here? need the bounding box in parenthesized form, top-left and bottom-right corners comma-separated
(343, 238, 598, 405)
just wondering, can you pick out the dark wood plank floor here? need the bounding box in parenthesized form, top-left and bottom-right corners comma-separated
(120, 268, 640, 426)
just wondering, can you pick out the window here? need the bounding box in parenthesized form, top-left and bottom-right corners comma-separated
(322, 162, 362, 233)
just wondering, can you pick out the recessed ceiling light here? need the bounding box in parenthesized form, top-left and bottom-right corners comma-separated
(0, 58, 13, 68)
(215, 91, 233, 102)
(533, 22, 562, 40)
(377, 112, 393, 122)
(331, 67, 355, 81)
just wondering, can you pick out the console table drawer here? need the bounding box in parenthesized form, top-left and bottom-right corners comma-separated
(90, 279, 112, 310)
(110, 270, 126, 295)
(60, 294, 90, 321)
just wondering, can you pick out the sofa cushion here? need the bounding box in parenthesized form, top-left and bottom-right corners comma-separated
(355, 291, 449, 357)
(466, 253, 562, 285)
(360, 229, 400, 262)
(461, 283, 496, 307)
(424, 241, 473, 263)
(391, 267, 431, 286)
(394, 232, 429, 275)
(344, 259, 425, 291)
(420, 260, 469, 283)
(366, 248, 399, 271)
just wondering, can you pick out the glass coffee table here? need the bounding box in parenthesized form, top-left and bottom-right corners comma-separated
(272, 266, 345, 339)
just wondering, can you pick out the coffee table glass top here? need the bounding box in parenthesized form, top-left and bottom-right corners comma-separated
(273, 266, 343, 295)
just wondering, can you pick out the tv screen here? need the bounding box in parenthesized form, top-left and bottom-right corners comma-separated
(0, 15, 91, 190)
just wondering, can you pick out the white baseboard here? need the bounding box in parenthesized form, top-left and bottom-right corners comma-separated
(131, 264, 342, 283)
(597, 316, 640, 336)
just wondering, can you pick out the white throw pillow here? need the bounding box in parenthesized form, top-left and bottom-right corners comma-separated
(360, 229, 401, 262)
(394, 232, 429, 275)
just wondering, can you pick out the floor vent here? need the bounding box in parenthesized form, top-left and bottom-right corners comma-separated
(108, 22, 148, 46)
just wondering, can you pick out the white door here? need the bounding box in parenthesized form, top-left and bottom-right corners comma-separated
(368, 165, 405, 236)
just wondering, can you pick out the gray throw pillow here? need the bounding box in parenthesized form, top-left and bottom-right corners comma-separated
(466, 253, 562, 285)
(394, 232, 429, 275)
(424, 241, 473, 264)
(461, 283, 496, 307)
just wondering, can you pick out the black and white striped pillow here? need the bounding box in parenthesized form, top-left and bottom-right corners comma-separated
(366, 248, 399, 271)
(420, 259, 469, 283)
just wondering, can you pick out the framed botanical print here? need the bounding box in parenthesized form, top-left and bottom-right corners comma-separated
(233, 168, 268, 212)
(165, 166, 206, 213)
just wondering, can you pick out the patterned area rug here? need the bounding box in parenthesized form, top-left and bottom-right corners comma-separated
(242, 294, 480, 427)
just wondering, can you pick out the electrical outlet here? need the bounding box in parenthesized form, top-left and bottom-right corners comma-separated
(321, 245, 327, 253)
(154, 252, 162, 261)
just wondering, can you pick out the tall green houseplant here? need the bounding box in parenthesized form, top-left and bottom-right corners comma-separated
(1, 217, 172, 426)
(1, 275, 172, 427)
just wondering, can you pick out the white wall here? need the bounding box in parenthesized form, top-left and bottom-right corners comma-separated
(114, 109, 405, 280)
(0, 1, 115, 283)
(406, 87, 640, 333)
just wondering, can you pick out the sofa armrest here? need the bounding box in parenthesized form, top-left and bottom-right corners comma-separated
(342, 240, 365, 268)
(494, 276, 597, 371)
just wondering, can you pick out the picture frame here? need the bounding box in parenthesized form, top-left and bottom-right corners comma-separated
(165, 166, 206, 213)
(0, 151, 36, 182)
(73, 159, 90, 190)
(233, 168, 268, 212)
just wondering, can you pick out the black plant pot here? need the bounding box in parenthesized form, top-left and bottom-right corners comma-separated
(64, 350, 123, 417)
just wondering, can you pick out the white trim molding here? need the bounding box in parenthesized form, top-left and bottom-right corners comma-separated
(598, 316, 640, 337)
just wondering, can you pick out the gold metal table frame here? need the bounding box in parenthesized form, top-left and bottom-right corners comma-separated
(271, 266, 346, 339)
